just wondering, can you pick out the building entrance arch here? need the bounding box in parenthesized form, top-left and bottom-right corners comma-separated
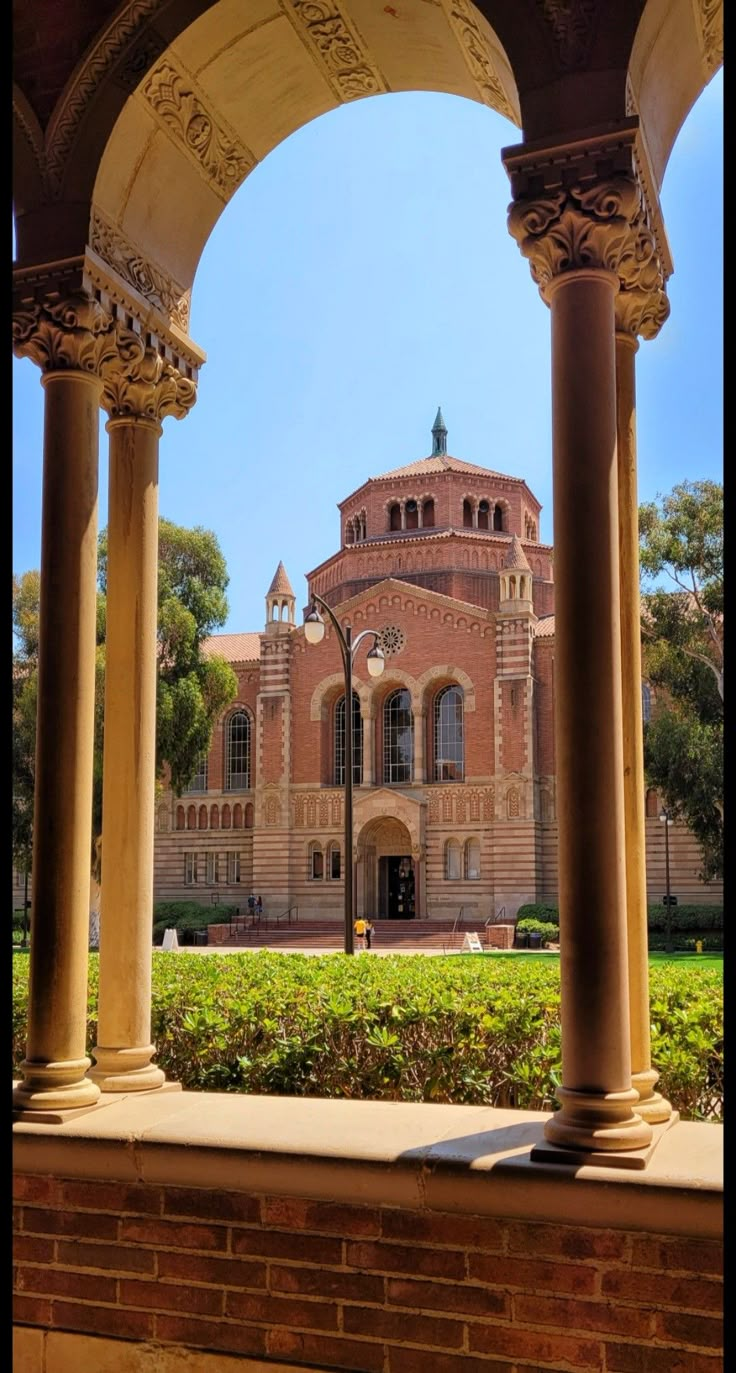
(357, 815, 417, 921)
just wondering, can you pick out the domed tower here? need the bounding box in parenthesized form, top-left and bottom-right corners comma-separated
(265, 561, 295, 634)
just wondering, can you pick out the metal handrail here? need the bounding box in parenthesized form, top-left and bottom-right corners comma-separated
(443, 906, 465, 954)
(485, 905, 506, 948)
(274, 905, 299, 926)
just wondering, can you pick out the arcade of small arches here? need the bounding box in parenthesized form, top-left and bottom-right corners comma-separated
(174, 799, 254, 832)
(386, 496, 436, 532)
(462, 496, 509, 531)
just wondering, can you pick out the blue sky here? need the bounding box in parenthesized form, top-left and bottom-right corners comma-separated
(12, 72, 722, 635)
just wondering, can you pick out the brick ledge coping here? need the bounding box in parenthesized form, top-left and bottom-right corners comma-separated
(13, 1092, 722, 1240)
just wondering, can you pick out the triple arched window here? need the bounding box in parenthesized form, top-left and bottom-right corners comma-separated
(334, 692, 363, 785)
(225, 710, 251, 790)
(433, 685, 464, 781)
(383, 688, 413, 784)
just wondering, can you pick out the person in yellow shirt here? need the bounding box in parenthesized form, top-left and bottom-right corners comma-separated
(354, 917, 366, 950)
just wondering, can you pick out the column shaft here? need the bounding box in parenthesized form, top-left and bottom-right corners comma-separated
(413, 711, 426, 783)
(15, 372, 102, 1111)
(362, 715, 374, 786)
(616, 333, 671, 1122)
(546, 269, 650, 1151)
(90, 418, 165, 1090)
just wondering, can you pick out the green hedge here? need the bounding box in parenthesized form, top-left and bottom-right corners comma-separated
(12, 953, 723, 1123)
(515, 918, 559, 945)
(516, 902, 722, 935)
(152, 900, 240, 946)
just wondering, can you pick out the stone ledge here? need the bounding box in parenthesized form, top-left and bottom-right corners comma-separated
(12, 1091, 722, 1240)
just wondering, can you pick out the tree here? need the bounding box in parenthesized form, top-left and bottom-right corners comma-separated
(13, 520, 238, 888)
(639, 480, 723, 882)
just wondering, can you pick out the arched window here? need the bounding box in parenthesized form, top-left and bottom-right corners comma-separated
(642, 682, 652, 723)
(233, 803, 243, 828)
(405, 498, 418, 530)
(389, 503, 401, 531)
(464, 838, 480, 880)
(477, 499, 490, 531)
(187, 805, 196, 830)
(226, 711, 250, 790)
(328, 842, 341, 880)
(176, 806, 185, 831)
(493, 504, 504, 531)
(423, 498, 435, 528)
(221, 803, 231, 830)
(210, 804, 220, 830)
(444, 839, 461, 880)
(345, 521, 354, 544)
(434, 685, 464, 781)
(309, 843, 324, 880)
(185, 753, 208, 792)
(198, 805, 208, 830)
(383, 689, 413, 784)
(334, 692, 363, 785)
(463, 498, 473, 528)
(244, 802, 254, 829)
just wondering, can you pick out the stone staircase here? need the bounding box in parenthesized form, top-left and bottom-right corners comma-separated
(208, 913, 514, 952)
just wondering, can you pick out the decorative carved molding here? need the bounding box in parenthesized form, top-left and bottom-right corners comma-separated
(113, 28, 169, 95)
(90, 208, 191, 331)
(697, 0, 723, 75)
(142, 60, 255, 202)
(506, 144, 670, 339)
(282, 0, 387, 102)
(102, 328, 197, 423)
(440, 0, 516, 122)
(536, 0, 597, 70)
(12, 85, 46, 189)
(12, 293, 116, 375)
(45, 0, 161, 195)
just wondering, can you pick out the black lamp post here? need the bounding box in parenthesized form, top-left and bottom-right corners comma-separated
(304, 593, 385, 954)
(659, 806, 674, 952)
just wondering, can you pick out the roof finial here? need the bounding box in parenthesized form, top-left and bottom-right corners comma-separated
(431, 406, 447, 457)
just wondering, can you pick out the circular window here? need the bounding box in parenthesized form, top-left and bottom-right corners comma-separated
(405, 499, 417, 513)
(378, 625, 406, 657)
(478, 499, 489, 514)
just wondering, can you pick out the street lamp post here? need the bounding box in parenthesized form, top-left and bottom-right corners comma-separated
(659, 806, 674, 952)
(304, 593, 384, 954)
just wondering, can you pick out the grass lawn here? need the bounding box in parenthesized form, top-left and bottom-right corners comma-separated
(484, 950, 722, 972)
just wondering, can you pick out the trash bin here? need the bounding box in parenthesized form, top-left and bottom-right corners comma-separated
(514, 930, 528, 948)
(194, 931, 208, 946)
(528, 931, 542, 949)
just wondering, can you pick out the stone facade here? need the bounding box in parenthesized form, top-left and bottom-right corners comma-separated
(148, 421, 720, 922)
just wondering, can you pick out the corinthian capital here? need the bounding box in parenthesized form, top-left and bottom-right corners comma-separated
(102, 327, 198, 424)
(12, 293, 116, 375)
(507, 172, 670, 339)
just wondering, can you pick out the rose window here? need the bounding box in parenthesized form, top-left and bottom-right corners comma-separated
(378, 625, 406, 657)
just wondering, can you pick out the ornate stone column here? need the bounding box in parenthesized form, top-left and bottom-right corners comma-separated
(413, 708, 426, 783)
(615, 294, 672, 1124)
(90, 340, 196, 1091)
(506, 131, 669, 1156)
(362, 711, 374, 786)
(12, 292, 117, 1111)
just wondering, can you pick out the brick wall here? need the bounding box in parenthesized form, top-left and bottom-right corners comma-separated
(13, 1175, 723, 1371)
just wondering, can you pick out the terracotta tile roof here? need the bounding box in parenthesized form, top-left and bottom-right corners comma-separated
(503, 533, 532, 571)
(534, 615, 555, 638)
(201, 632, 261, 662)
(267, 561, 294, 596)
(373, 454, 516, 481)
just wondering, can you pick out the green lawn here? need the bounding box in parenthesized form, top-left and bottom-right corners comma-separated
(486, 950, 722, 972)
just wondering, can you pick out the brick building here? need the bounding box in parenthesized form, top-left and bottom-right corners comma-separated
(149, 412, 716, 923)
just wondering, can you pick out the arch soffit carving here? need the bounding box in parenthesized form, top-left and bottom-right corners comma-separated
(416, 664, 476, 712)
(310, 672, 371, 722)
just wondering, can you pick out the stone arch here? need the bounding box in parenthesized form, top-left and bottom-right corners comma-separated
(176, 805, 186, 831)
(198, 804, 208, 830)
(221, 803, 231, 830)
(310, 672, 372, 722)
(210, 803, 220, 830)
(187, 804, 196, 830)
(416, 664, 477, 713)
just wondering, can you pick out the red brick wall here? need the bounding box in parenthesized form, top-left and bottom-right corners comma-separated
(13, 1175, 723, 1371)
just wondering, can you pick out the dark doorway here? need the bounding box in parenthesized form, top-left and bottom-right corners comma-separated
(380, 855, 415, 918)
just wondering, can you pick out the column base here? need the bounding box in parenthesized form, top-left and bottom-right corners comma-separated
(632, 1068, 673, 1124)
(89, 1044, 166, 1092)
(13, 1057, 100, 1113)
(540, 1084, 653, 1157)
(532, 1109, 679, 1171)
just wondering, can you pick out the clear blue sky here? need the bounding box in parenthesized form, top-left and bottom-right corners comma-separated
(13, 72, 722, 635)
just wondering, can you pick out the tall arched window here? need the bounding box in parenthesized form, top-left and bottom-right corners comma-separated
(226, 711, 250, 790)
(389, 503, 401, 531)
(184, 753, 208, 792)
(493, 503, 504, 531)
(309, 843, 324, 880)
(464, 838, 480, 880)
(422, 498, 435, 528)
(335, 692, 363, 785)
(444, 839, 461, 880)
(434, 685, 464, 781)
(463, 499, 473, 528)
(383, 689, 413, 784)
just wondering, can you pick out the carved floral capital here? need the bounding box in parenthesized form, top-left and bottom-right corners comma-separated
(102, 328, 197, 423)
(12, 294, 116, 375)
(507, 173, 669, 338)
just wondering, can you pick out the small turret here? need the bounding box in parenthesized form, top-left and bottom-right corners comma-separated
(499, 534, 533, 612)
(265, 561, 295, 632)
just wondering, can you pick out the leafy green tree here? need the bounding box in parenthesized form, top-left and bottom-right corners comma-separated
(639, 480, 723, 881)
(13, 521, 238, 883)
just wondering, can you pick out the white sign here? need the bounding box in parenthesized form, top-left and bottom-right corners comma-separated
(462, 932, 483, 953)
(162, 928, 180, 951)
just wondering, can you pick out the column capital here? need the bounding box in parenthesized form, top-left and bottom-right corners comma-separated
(102, 329, 198, 425)
(13, 291, 117, 377)
(504, 124, 670, 341)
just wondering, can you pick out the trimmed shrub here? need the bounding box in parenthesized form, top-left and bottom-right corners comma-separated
(152, 900, 240, 946)
(515, 918, 559, 946)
